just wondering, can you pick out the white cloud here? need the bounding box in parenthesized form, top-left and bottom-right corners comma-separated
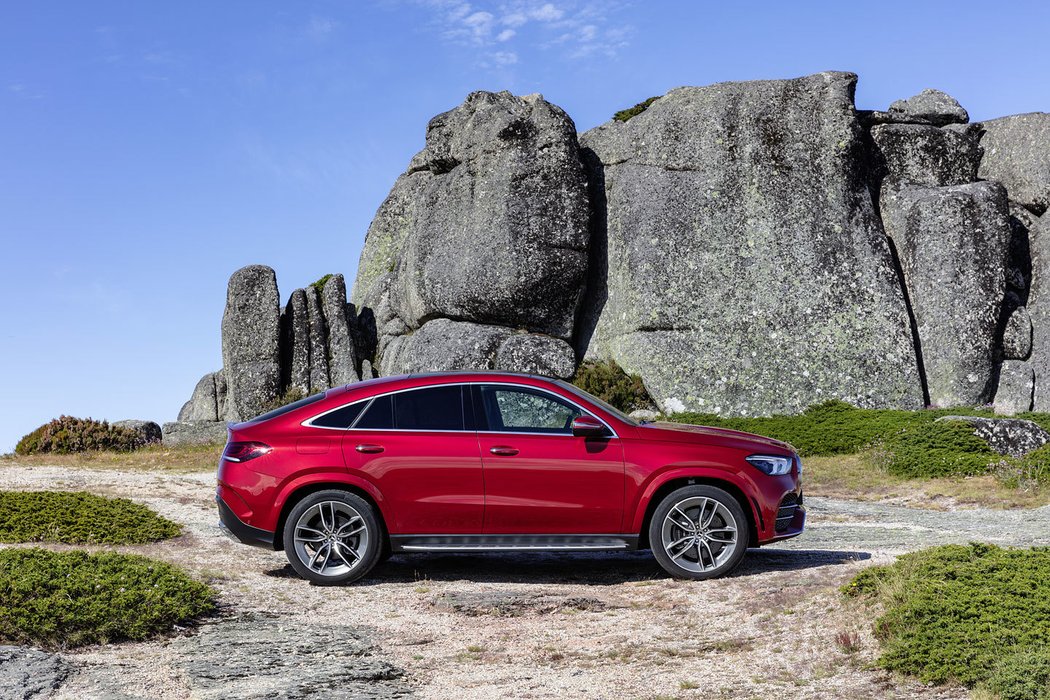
(304, 16, 339, 42)
(529, 3, 564, 21)
(501, 11, 527, 27)
(579, 24, 597, 41)
(492, 50, 518, 65)
(497, 28, 516, 41)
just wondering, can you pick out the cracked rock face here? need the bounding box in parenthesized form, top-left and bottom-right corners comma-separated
(351, 91, 590, 377)
(0, 646, 71, 699)
(579, 71, 923, 415)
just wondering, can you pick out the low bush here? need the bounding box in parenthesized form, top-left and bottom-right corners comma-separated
(997, 444, 1050, 489)
(983, 649, 1050, 700)
(613, 96, 660, 122)
(844, 543, 1050, 689)
(572, 360, 654, 413)
(0, 548, 214, 648)
(15, 416, 146, 456)
(0, 491, 181, 544)
(875, 420, 996, 478)
(260, 386, 307, 414)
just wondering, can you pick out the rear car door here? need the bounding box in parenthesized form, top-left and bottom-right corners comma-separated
(340, 384, 484, 534)
(474, 383, 625, 534)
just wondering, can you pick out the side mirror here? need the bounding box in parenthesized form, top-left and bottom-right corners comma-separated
(571, 415, 608, 438)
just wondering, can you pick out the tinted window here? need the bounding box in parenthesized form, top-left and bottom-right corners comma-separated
(310, 402, 367, 429)
(480, 385, 583, 434)
(354, 394, 393, 429)
(395, 386, 465, 431)
(247, 391, 326, 424)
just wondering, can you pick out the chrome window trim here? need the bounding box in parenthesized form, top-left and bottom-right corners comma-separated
(299, 381, 619, 438)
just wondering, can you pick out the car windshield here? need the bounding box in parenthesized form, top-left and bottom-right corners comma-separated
(553, 380, 639, 426)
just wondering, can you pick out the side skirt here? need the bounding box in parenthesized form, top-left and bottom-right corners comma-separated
(390, 534, 640, 553)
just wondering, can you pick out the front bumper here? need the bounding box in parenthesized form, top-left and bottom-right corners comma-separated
(217, 496, 276, 550)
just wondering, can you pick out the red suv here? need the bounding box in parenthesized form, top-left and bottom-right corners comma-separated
(217, 372, 804, 583)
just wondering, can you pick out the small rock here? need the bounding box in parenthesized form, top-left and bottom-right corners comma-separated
(161, 421, 228, 447)
(629, 409, 660, 422)
(1003, 307, 1033, 360)
(0, 645, 71, 699)
(112, 419, 162, 444)
(935, 415, 1049, 456)
(995, 360, 1036, 416)
(888, 88, 969, 127)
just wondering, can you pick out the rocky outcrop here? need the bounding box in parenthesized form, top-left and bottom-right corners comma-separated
(112, 419, 162, 444)
(880, 182, 1012, 406)
(0, 646, 71, 699)
(979, 113, 1050, 215)
(352, 90, 590, 377)
(887, 88, 969, 127)
(578, 72, 923, 415)
(221, 265, 281, 421)
(178, 371, 227, 422)
(1003, 307, 1033, 359)
(162, 421, 228, 446)
(321, 274, 359, 386)
(1027, 214, 1050, 410)
(871, 123, 981, 188)
(935, 415, 1050, 457)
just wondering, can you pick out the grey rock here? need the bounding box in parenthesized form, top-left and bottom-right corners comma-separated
(935, 415, 1049, 457)
(383, 319, 512, 375)
(361, 359, 376, 379)
(994, 360, 1035, 415)
(281, 289, 311, 395)
(221, 265, 281, 420)
(581, 71, 923, 415)
(1027, 214, 1050, 410)
(355, 90, 590, 371)
(888, 88, 969, 127)
(871, 123, 981, 188)
(979, 113, 1050, 215)
(321, 274, 359, 386)
(0, 645, 71, 700)
(112, 419, 162, 444)
(494, 333, 577, 379)
(171, 616, 409, 699)
(432, 591, 610, 617)
(177, 371, 225, 422)
(1003, 306, 1033, 359)
(161, 421, 228, 447)
(305, 286, 330, 392)
(629, 408, 661, 422)
(880, 181, 1011, 406)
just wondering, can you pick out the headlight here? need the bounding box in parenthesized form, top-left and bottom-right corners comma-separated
(745, 454, 793, 476)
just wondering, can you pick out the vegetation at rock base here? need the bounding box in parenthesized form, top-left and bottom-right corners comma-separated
(613, 96, 661, 122)
(996, 443, 1050, 488)
(2, 442, 222, 473)
(0, 491, 181, 544)
(0, 548, 215, 648)
(572, 360, 654, 412)
(874, 420, 996, 478)
(844, 543, 1050, 696)
(15, 416, 146, 456)
(260, 386, 308, 414)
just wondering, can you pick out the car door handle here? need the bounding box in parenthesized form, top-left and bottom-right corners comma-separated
(355, 444, 384, 454)
(489, 446, 518, 456)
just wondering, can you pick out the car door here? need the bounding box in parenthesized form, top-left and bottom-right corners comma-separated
(474, 383, 625, 534)
(341, 384, 484, 534)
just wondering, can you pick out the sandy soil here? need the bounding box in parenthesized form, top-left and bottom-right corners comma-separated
(5, 465, 1044, 699)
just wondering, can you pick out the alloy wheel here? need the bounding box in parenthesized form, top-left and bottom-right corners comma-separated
(660, 496, 739, 574)
(292, 500, 369, 577)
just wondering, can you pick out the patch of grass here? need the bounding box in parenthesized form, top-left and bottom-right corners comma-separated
(613, 96, 660, 122)
(0, 491, 181, 544)
(1, 442, 222, 473)
(0, 548, 215, 648)
(844, 543, 1050, 689)
(572, 359, 654, 413)
(311, 273, 334, 292)
(16, 416, 146, 456)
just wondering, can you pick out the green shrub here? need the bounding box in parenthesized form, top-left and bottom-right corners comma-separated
(0, 548, 214, 648)
(15, 416, 146, 456)
(311, 273, 334, 292)
(572, 360, 654, 413)
(844, 543, 1050, 688)
(261, 386, 307, 414)
(0, 491, 181, 545)
(875, 420, 996, 478)
(982, 649, 1050, 700)
(613, 96, 660, 122)
(997, 444, 1050, 489)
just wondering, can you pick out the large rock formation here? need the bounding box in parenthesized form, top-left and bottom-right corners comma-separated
(577, 71, 923, 414)
(221, 265, 281, 420)
(351, 91, 590, 378)
(979, 113, 1050, 215)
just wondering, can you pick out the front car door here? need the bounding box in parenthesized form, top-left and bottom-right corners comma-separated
(474, 383, 625, 534)
(340, 383, 484, 534)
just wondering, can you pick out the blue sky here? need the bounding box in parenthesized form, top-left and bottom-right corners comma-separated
(1, 0, 1048, 453)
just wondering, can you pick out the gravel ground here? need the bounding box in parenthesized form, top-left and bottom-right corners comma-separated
(2, 465, 1048, 700)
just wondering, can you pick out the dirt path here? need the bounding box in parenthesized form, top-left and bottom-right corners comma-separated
(3, 465, 1046, 699)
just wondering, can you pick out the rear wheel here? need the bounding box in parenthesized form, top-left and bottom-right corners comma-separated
(282, 490, 382, 584)
(649, 485, 749, 580)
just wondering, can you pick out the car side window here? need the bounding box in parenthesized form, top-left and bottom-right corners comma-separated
(479, 385, 583, 434)
(310, 401, 366, 429)
(394, 385, 465, 431)
(353, 394, 393, 430)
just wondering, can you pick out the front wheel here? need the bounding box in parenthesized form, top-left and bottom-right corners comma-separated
(649, 485, 749, 580)
(282, 490, 382, 584)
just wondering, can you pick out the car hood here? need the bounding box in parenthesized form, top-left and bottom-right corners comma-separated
(637, 421, 795, 453)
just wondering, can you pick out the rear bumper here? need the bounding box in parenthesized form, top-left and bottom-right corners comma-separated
(217, 496, 276, 550)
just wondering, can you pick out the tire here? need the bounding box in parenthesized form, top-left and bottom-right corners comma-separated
(282, 489, 383, 585)
(649, 485, 749, 580)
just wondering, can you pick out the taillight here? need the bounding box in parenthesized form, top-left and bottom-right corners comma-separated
(222, 442, 273, 463)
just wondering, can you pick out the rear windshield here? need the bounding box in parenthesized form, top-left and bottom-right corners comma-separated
(246, 391, 326, 424)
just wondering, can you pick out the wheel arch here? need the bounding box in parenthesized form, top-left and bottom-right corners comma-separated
(636, 475, 760, 550)
(273, 481, 389, 552)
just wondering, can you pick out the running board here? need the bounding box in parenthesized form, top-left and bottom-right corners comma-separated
(390, 534, 639, 553)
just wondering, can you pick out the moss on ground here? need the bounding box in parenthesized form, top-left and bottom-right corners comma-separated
(845, 543, 1050, 696)
(0, 491, 181, 544)
(0, 548, 214, 648)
